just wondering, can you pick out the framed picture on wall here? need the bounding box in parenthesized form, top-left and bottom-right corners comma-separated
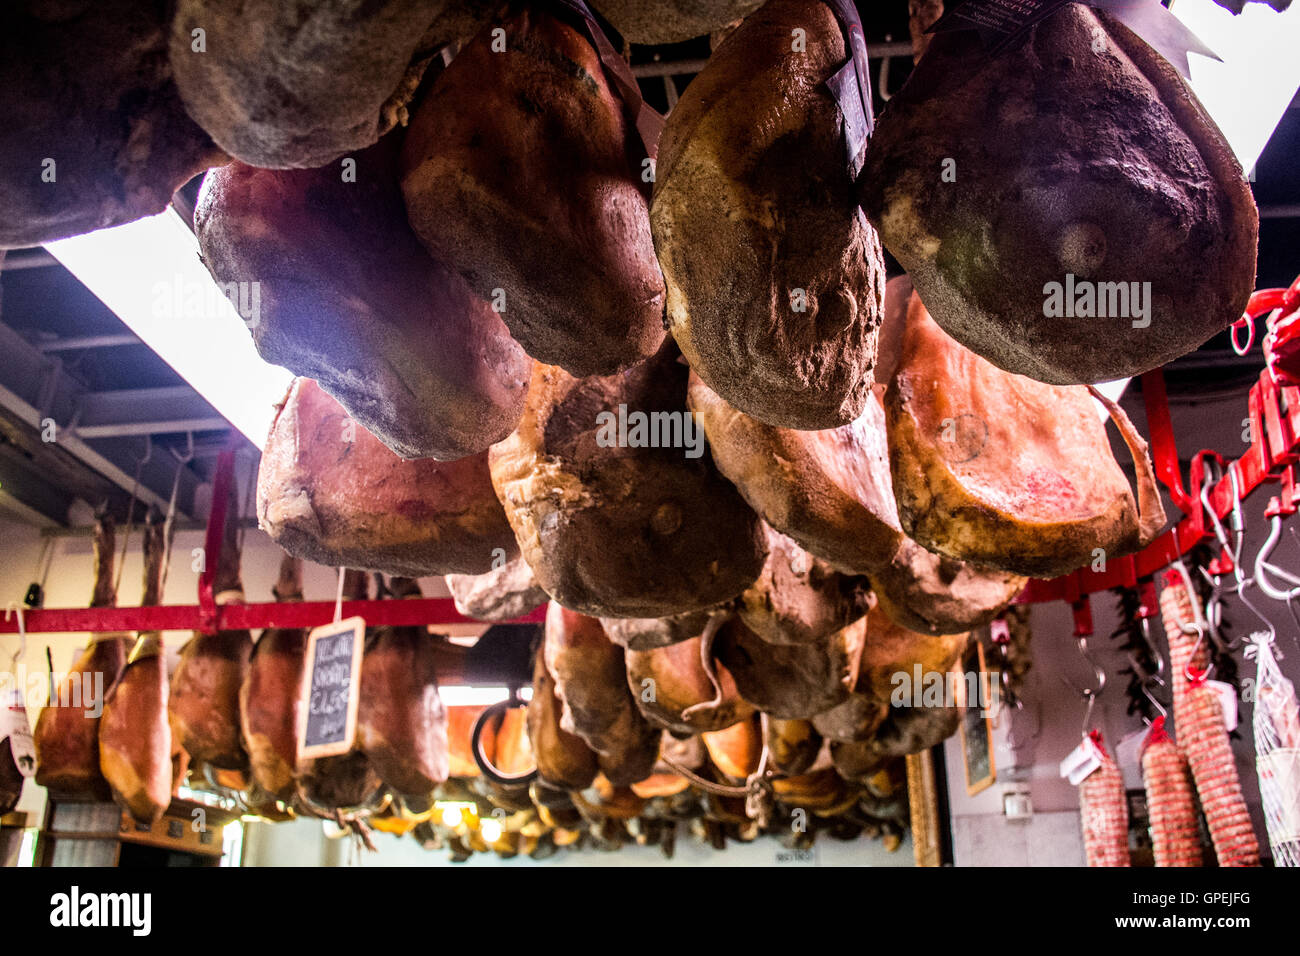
(959, 640, 996, 796)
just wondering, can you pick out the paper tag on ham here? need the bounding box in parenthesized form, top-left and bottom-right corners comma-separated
(1060, 734, 1104, 785)
(1207, 679, 1239, 733)
(299, 617, 366, 760)
(2, 688, 36, 778)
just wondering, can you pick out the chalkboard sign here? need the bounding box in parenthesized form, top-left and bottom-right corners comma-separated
(298, 617, 365, 759)
(959, 640, 996, 796)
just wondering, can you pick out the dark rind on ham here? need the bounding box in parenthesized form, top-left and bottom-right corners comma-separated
(400, 7, 666, 377)
(713, 616, 866, 719)
(169, 0, 493, 168)
(738, 525, 874, 646)
(490, 347, 767, 618)
(0, 0, 224, 248)
(859, 3, 1258, 384)
(196, 134, 530, 462)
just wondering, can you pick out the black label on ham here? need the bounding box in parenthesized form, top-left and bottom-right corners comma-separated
(550, 0, 665, 159)
(822, 0, 874, 174)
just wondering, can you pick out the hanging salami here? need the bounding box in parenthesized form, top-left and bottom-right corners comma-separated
(1077, 732, 1131, 867)
(1140, 717, 1204, 867)
(1159, 571, 1260, 867)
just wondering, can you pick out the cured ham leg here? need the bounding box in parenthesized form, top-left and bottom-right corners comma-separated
(859, 2, 1257, 385)
(240, 554, 308, 802)
(356, 578, 450, 812)
(33, 514, 129, 798)
(651, 0, 885, 430)
(400, 6, 666, 377)
(100, 510, 172, 823)
(543, 604, 659, 787)
(490, 346, 766, 618)
(259, 378, 519, 577)
(169, 473, 252, 771)
(296, 571, 385, 813)
(526, 648, 598, 792)
(885, 283, 1164, 577)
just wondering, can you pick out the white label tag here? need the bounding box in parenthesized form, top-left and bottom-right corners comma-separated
(1113, 727, 1149, 788)
(1207, 680, 1239, 733)
(1060, 736, 1104, 785)
(2, 688, 36, 777)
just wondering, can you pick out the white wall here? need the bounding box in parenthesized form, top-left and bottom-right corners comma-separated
(946, 514, 1300, 865)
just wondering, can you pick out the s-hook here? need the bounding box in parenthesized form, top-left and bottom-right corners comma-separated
(1059, 631, 1107, 738)
(1198, 463, 1272, 652)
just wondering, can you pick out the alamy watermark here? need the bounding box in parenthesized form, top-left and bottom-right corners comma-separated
(152, 274, 261, 328)
(594, 404, 705, 459)
(1042, 274, 1151, 328)
(2, 666, 104, 718)
(890, 665, 1001, 718)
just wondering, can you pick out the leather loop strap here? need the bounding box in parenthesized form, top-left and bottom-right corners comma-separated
(471, 691, 538, 788)
(549, 0, 664, 160)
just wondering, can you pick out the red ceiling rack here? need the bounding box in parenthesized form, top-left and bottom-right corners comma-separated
(5, 280, 1300, 638)
(1021, 278, 1300, 632)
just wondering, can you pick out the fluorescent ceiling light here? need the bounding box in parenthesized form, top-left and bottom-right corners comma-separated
(45, 208, 293, 447)
(1172, 0, 1300, 173)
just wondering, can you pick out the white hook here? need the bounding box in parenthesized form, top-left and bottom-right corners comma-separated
(4, 603, 26, 666)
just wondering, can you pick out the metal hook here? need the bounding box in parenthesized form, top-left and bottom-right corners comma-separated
(1255, 511, 1300, 602)
(1201, 461, 1243, 585)
(1136, 615, 1165, 682)
(1170, 560, 1216, 681)
(1127, 651, 1169, 722)
(1058, 632, 1106, 736)
(877, 41, 902, 101)
(1195, 466, 1265, 652)
(1180, 621, 1214, 683)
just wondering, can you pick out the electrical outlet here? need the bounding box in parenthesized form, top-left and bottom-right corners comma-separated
(1002, 786, 1033, 821)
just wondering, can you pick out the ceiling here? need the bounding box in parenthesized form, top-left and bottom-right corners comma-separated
(0, 7, 1296, 531)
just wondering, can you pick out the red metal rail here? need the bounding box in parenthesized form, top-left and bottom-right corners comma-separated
(1021, 367, 1300, 606)
(0, 439, 546, 635)
(6, 280, 1299, 636)
(1022, 279, 1300, 608)
(0, 599, 546, 635)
